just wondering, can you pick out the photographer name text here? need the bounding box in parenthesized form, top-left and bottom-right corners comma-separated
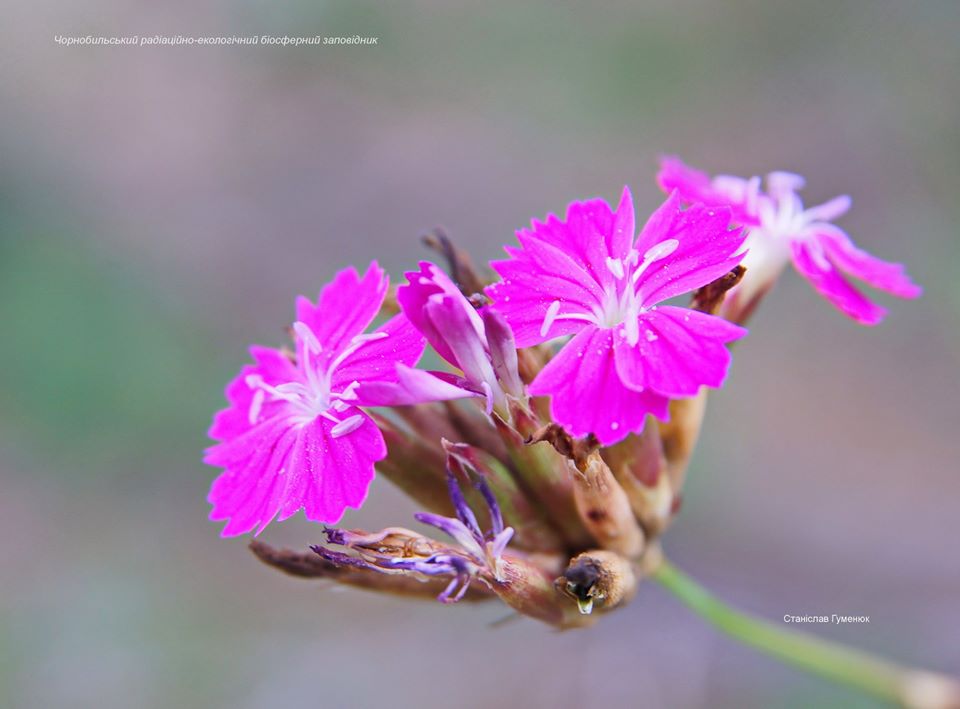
(784, 614, 871, 624)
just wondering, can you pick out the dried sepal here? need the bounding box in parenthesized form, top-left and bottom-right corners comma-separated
(249, 539, 491, 601)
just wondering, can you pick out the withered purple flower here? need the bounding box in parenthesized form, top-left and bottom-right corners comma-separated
(317, 467, 514, 603)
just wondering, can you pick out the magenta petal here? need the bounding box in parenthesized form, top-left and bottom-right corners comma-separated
(279, 412, 383, 525)
(206, 416, 303, 536)
(614, 306, 746, 398)
(208, 346, 300, 442)
(610, 186, 637, 265)
(355, 365, 478, 406)
(790, 241, 887, 325)
(397, 262, 483, 367)
(815, 227, 922, 300)
(634, 193, 746, 307)
(657, 156, 760, 226)
(532, 197, 619, 288)
(528, 327, 670, 446)
(206, 410, 384, 537)
(331, 313, 426, 391)
(481, 308, 524, 398)
(296, 262, 388, 358)
(424, 295, 497, 389)
(487, 239, 602, 347)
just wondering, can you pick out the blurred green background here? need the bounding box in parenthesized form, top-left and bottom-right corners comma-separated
(1, 2, 958, 707)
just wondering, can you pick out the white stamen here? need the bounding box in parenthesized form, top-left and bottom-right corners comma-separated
(293, 321, 322, 354)
(320, 409, 342, 425)
(331, 380, 360, 410)
(631, 239, 680, 286)
(248, 389, 265, 424)
(275, 382, 306, 395)
(540, 300, 561, 337)
(643, 238, 680, 263)
(331, 414, 364, 438)
(605, 256, 625, 279)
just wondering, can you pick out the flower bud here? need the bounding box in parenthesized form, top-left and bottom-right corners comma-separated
(603, 421, 674, 537)
(529, 424, 645, 558)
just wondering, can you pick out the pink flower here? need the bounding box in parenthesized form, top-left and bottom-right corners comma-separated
(658, 157, 922, 325)
(205, 262, 425, 537)
(359, 262, 524, 419)
(485, 187, 747, 445)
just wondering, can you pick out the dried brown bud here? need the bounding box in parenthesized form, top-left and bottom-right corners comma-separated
(556, 550, 638, 615)
(691, 264, 746, 315)
(569, 451, 645, 558)
(490, 554, 595, 629)
(421, 227, 488, 296)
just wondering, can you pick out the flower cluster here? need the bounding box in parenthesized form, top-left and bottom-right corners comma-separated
(206, 163, 920, 626)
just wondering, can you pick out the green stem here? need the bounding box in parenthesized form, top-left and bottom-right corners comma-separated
(653, 558, 960, 708)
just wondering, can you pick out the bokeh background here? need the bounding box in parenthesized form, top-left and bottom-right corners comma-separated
(2, 2, 958, 707)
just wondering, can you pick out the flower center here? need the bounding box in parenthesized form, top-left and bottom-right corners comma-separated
(539, 239, 679, 346)
(245, 323, 387, 437)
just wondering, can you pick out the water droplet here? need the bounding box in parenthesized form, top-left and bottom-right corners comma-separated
(645, 330, 659, 342)
(611, 422, 619, 430)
